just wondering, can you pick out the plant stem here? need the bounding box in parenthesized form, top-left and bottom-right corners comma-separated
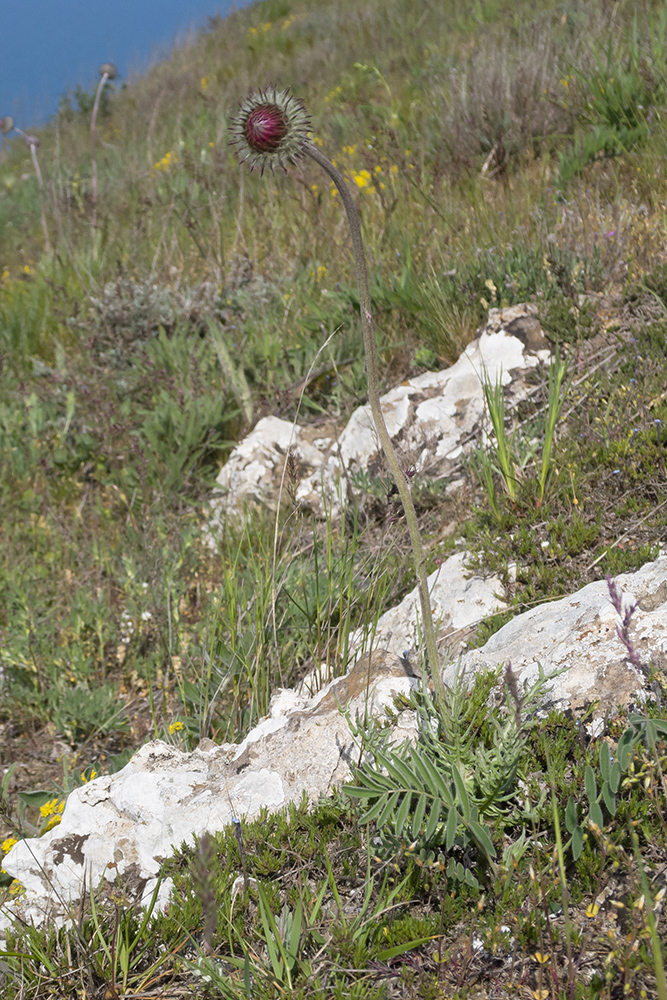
(90, 71, 110, 252)
(539, 347, 570, 503)
(13, 127, 51, 253)
(304, 142, 445, 709)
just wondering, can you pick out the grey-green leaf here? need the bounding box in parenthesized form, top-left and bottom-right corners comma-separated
(394, 793, 412, 837)
(445, 805, 458, 850)
(411, 794, 427, 839)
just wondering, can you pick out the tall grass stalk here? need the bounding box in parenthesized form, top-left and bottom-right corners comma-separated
(481, 370, 517, 500)
(539, 348, 571, 505)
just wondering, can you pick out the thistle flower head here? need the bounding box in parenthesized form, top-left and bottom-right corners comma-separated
(99, 62, 118, 80)
(229, 86, 311, 174)
(0, 116, 14, 136)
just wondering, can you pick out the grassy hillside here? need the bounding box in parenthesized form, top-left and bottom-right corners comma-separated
(1, 0, 667, 995)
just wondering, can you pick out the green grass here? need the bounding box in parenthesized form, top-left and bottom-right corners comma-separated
(1, 0, 667, 993)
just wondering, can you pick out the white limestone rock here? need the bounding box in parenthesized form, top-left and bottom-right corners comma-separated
(206, 414, 336, 536)
(209, 304, 551, 521)
(0, 650, 417, 937)
(455, 555, 667, 716)
(348, 549, 507, 664)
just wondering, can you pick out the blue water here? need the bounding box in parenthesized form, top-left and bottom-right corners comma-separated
(1, 0, 252, 133)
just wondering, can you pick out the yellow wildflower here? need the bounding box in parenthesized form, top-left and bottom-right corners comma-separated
(1, 837, 17, 855)
(169, 721, 185, 733)
(200, 76, 209, 92)
(153, 151, 177, 174)
(354, 170, 372, 188)
(40, 798, 66, 830)
(40, 798, 62, 817)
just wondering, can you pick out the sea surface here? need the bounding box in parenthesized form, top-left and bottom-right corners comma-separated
(1, 0, 251, 133)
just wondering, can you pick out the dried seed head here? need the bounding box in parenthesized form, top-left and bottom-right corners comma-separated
(0, 116, 14, 135)
(99, 63, 117, 80)
(229, 86, 311, 174)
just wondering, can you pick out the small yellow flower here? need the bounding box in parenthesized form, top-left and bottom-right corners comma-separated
(354, 169, 372, 188)
(200, 76, 209, 92)
(534, 951, 550, 964)
(153, 150, 177, 174)
(389, 164, 399, 175)
(169, 721, 185, 733)
(374, 165, 382, 173)
(40, 798, 65, 819)
(586, 902, 599, 918)
(343, 144, 357, 155)
(311, 183, 319, 194)
(1, 837, 17, 854)
(1, 268, 9, 280)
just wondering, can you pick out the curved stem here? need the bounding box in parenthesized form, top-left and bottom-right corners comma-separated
(14, 128, 51, 252)
(304, 142, 445, 708)
(90, 72, 109, 250)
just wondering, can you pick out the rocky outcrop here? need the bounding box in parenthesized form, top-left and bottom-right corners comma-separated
(0, 650, 418, 936)
(3, 556, 665, 937)
(207, 304, 551, 524)
(455, 555, 667, 718)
